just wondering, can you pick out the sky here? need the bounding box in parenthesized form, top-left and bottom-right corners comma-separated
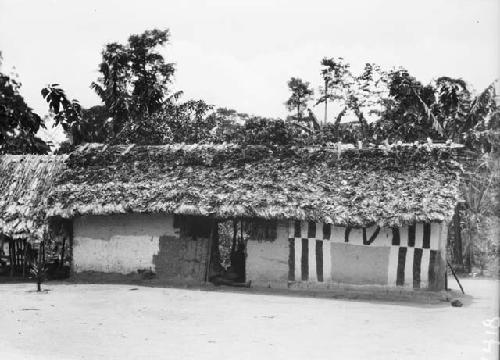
(0, 0, 498, 143)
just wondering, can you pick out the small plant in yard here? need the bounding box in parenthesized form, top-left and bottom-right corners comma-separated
(30, 259, 48, 292)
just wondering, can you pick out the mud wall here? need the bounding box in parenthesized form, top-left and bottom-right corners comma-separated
(246, 221, 289, 287)
(246, 220, 448, 290)
(72, 214, 211, 282)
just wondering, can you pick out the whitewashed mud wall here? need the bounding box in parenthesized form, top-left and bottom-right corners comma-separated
(246, 221, 290, 287)
(73, 214, 176, 274)
(247, 220, 448, 290)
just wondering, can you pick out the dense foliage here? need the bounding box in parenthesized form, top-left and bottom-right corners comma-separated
(37, 30, 497, 155)
(285, 77, 314, 121)
(0, 53, 50, 154)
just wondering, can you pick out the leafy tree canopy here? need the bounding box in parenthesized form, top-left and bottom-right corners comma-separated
(376, 68, 497, 150)
(318, 57, 388, 138)
(285, 77, 314, 121)
(43, 29, 176, 147)
(91, 29, 175, 128)
(1, 52, 50, 154)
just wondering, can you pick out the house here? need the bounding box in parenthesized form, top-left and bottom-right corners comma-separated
(32, 142, 461, 291)
(0, 155, 68, 275)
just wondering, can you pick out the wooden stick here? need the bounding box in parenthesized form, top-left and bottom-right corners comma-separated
(22, 240, 27, 278)
(447, 260, 465, 294)
(204, 217, 216, 282)
(9, 239, 14, 277)
(60, 236, 66, 269)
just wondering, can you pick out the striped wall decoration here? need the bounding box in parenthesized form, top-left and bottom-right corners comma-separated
(288, 235, 332, 282)
(387, 246, 438, 289)
(288, 220, 442, 289)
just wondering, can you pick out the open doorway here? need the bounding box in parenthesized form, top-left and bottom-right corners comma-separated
(209, 219, 250, 287)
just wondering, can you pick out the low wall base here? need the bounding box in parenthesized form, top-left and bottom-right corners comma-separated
(67, 272, 465, 304)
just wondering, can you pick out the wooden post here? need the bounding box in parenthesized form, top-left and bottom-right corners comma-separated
(447, 261, 465, 294)
(231, 219, 237, 259)
(22, 239, 27, 278)
(60, 236, 66, 270)
(9, 239, 14, 277)
(204, 217, 216, 282)
(453, 205, 463, 270)
(68, 220, 74, 276)
(240, 220, 246, 282)
(14, 240, 19, 274)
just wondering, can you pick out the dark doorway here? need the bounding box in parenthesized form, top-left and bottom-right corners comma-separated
(210, 219, 248, 286)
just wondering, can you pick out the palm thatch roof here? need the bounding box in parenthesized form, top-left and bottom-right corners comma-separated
(0, 155, 67, 241)
(46, 143, 463, 227)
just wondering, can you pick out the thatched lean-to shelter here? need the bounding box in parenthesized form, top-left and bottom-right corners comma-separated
(47, 143, 462, 228)
(0, 155, 67, 242)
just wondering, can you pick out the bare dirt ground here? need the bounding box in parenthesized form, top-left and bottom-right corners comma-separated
(0, 278, 498, 360)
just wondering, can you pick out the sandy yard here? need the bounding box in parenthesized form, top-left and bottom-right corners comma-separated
(0, 279, 498, 360)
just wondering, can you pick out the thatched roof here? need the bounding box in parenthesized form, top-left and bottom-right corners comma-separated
(47, 143, 463, 227)
(0, 155, 67, 241)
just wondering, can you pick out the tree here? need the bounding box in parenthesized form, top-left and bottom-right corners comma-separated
(42, 29, 177, 146)
(375, 69, 444, 142)
(0, 52, 50, 154)
(90, 43, 130, 135)
(285, 77, 314, 122)
(459, 152, 500, 273)
(41, 84, 84, 145)
(128, 29, 175, 115)
(317, 58, 388, 140)
(317, 57, 352, 129)
(433, 77, 471, 141)
(243, 117, 300, 146)
(114, 98, 215, 145)
(91, 28, 175, 135)
(376, 70, 497, 147)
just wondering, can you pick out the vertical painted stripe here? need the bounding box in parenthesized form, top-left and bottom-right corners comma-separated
(294, 221, 301, 238)
(408, 224, 416, 247)
(288, 238, 295, 281)
(415, 223, 424, 249)
(387, 246, 400, 286)
(404, 247, 415, 288)
(428, 250, 437, 287)
(420, 249, 430, 288)
(344, 227, 351, 243)
(413, 248, 423, 289)
(396, 247, 407, 286)
(323, 223, 331, 241)
(392, 228, 400, 246)
(294, 238, 302, 281)
(308, 221, 316, 238)
(316, 240, 323, 282)
(301, 238, 309, 281)
(308, 238, 317, 281)
(423, 223, 431, 249)
(323, 240, 331, 281)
